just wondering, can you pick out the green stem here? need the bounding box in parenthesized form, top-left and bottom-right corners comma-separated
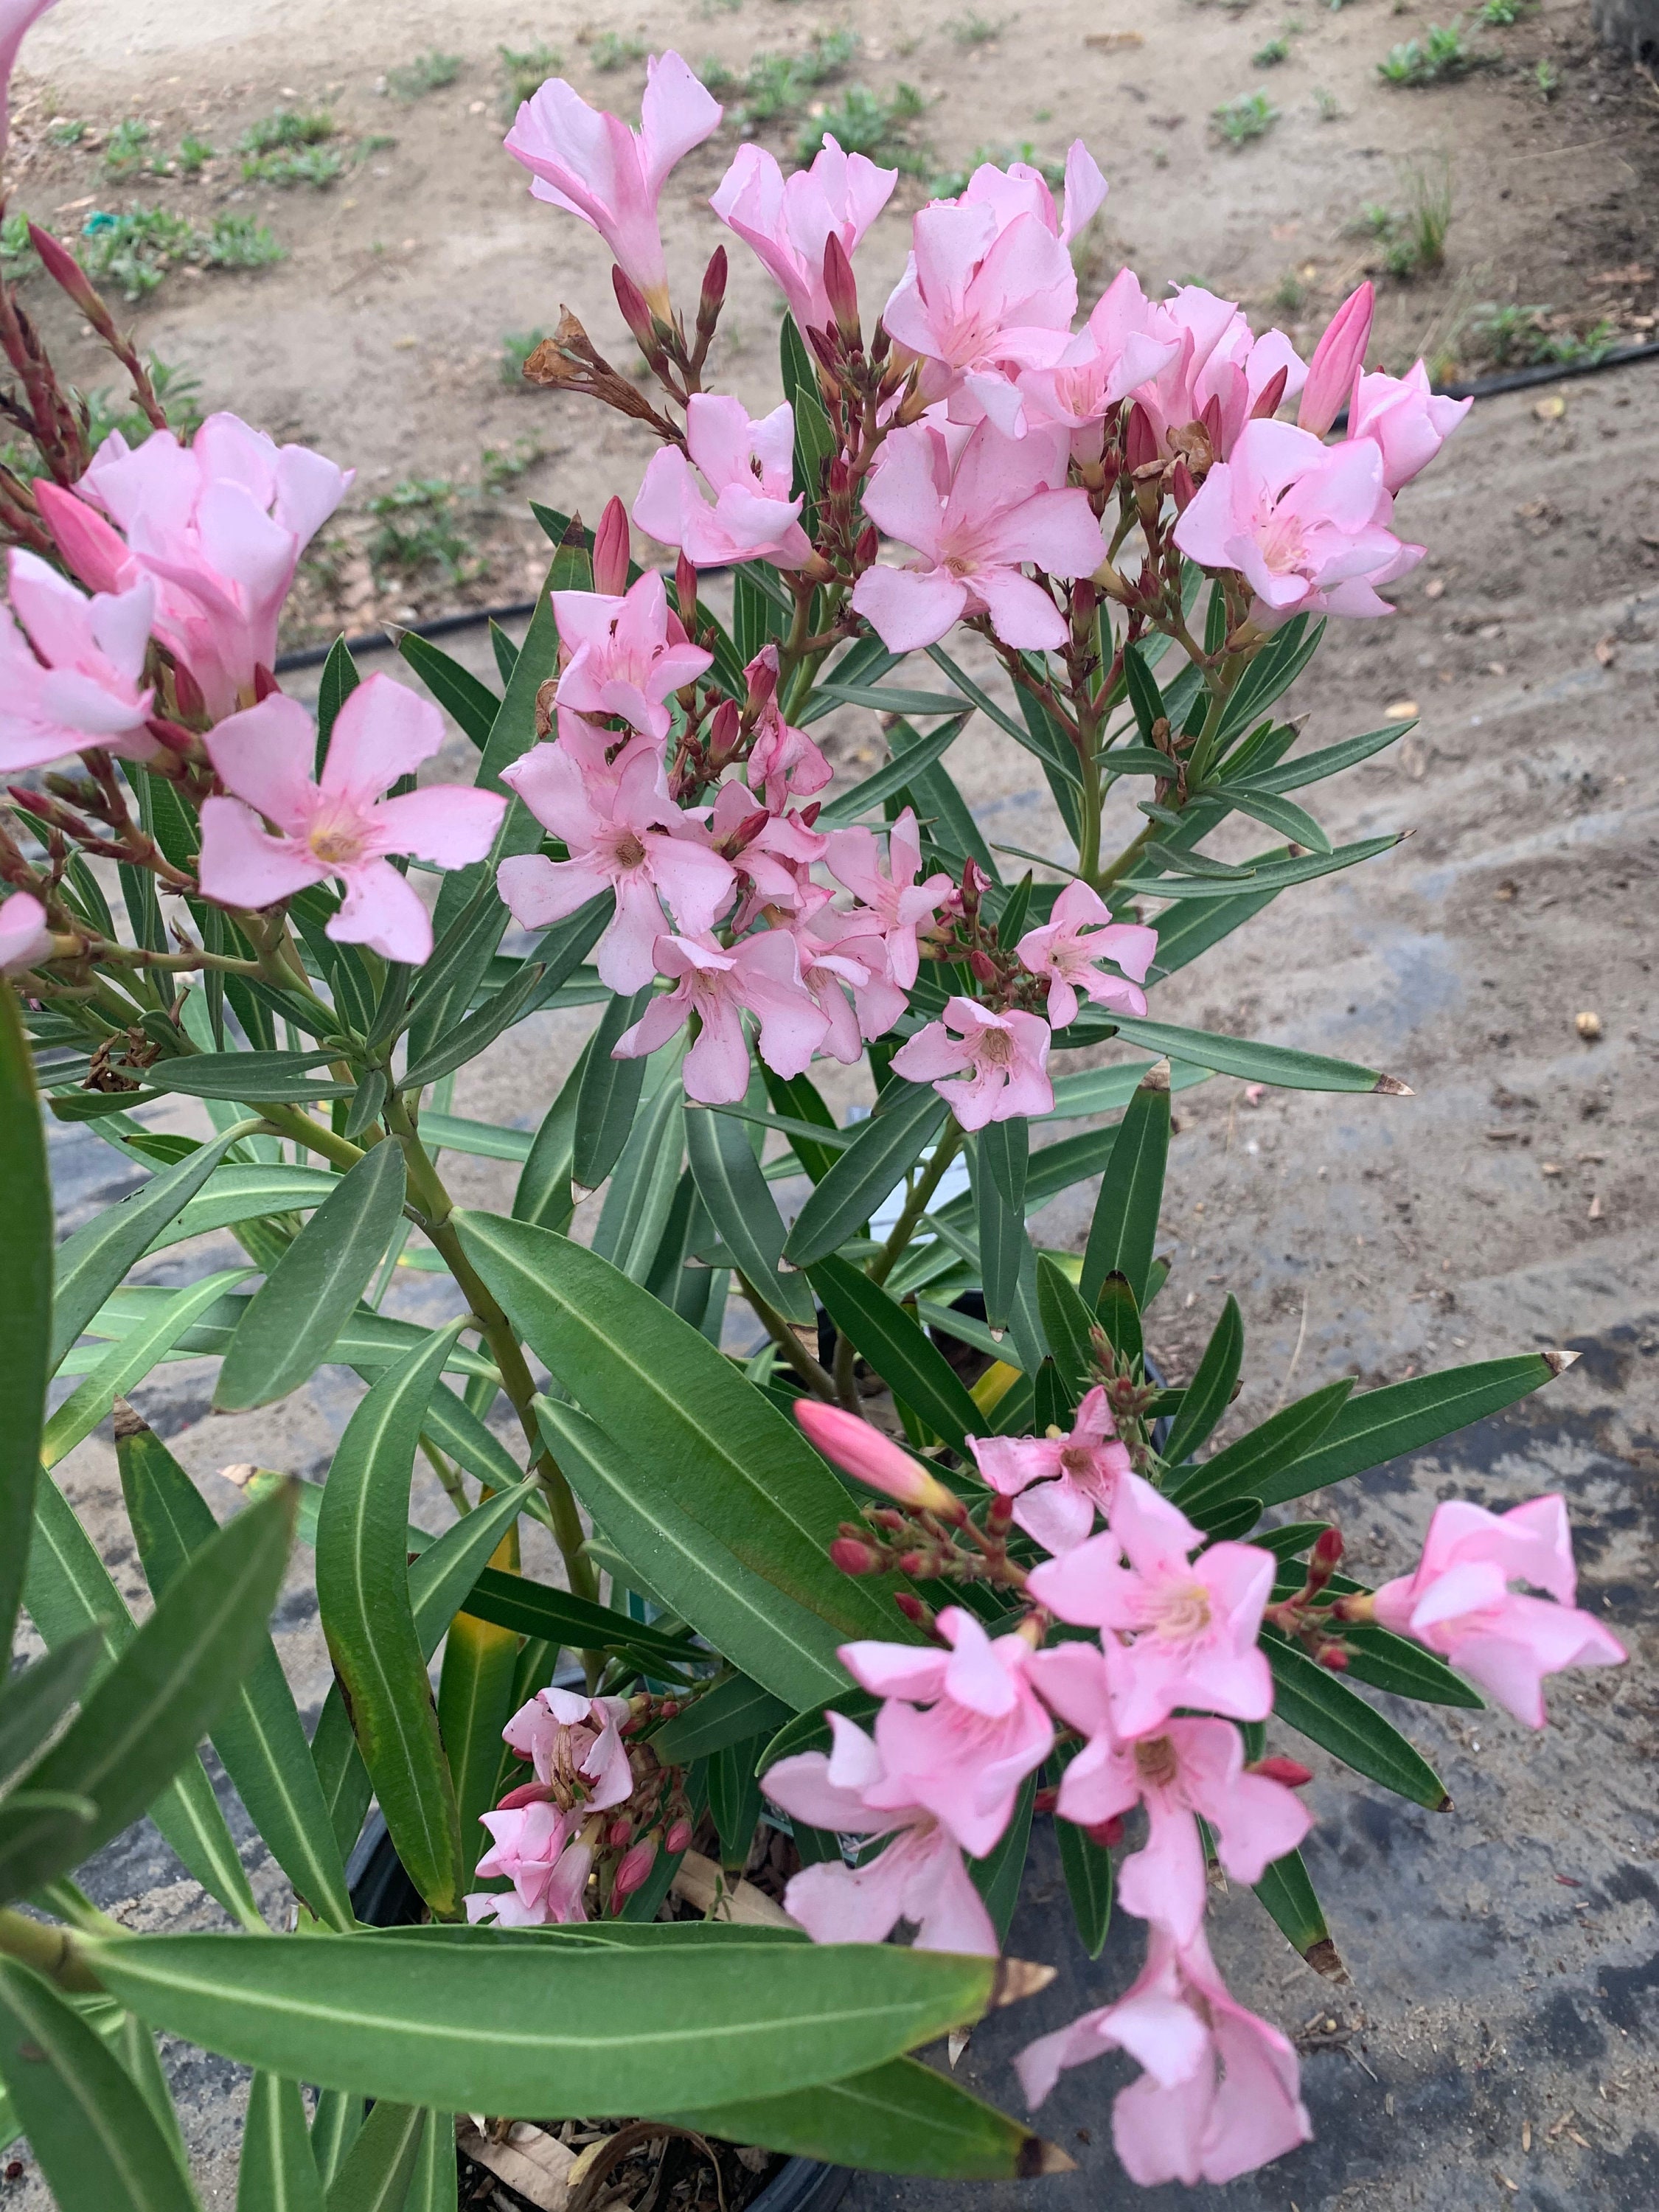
(868, 1122, 963, 1291)
(0, 1907, 103, 1994)
(740, 1276, 836, 1399)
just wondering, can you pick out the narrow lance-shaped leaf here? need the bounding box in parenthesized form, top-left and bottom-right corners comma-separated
(0, 990, 50, 1648)
(652, 1674, 791, 1766)
(398, 632, 500, 749)
(314, 1326, 464, 1919)
(687, 1105, 814, 1327)
(215, 1140, 408, 1411)
(1265, 1634, 1450, 1812)
(1252, 1846, 1343, 1978)
(1169, 1378, 1354, 1517)
(42, 1266, 255, 1470)
(973, 1140, 1027, 1343)
(237, 2073, 325, 2212)
(1033, 1256, 1096, 1408)
(1051, 1750, 1112, 1959)
(0, 1959, 201, 2212)
(512, 1032, 594, 1232)
(573, 985, 652, 1194)
(1161, 1294, 1244, 1467)
(1080, 1062, 1169, 1307)
(806, 1256, 984, 1456)
(116, 1408, 355, 1933)
(970, 1773, 1035, 1945)
(709, 1735, 765, 1869)
(323, 2098, 425, 2212)
(1106, 1010, 1409, 1095)
(437, 1525, 524, 1888)
(757, 1065, 842, 1185)
(784, 1084, 947, 1267)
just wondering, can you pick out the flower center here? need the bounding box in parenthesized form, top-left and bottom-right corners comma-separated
(1059, 1445, 1095, 1478)
(1258, 501, 1310, 578)
(1133, 1734, 1179, 1788)
(1152, 1579, 1212, 1642)
(976, 1026, 1015, 1066)
(307, 810, 366, 867)
(612, 830, 647, 870)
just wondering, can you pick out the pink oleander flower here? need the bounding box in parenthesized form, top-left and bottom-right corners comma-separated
(1173, 417, 1422, 630)
(0, 548, 156, 771)
(1017, 1922, 1312, 2185)
(1032, 1645, 1310, 1943)
(852, 418, 1104, 652)
(1028, 1472, 1275, 1736)
(633, 394, 813, 570)
(552, 569, 712, 741)
(709, 781, 824, 928)
(613, 928, 829, 1103)
(823, 807, 952, 990)
(197, 675, 506, 965)
(711, 135, 897, 336)
(466, 1806, 594, 1929)
(794, 1400, 964, 1515)
(837, 1607, 1054, 1857)
(882, 147, 1106, 436)
(1015, 268, 1183, 437)
(746, 694, 832, 811)
(1298, 282, 1375, 438)
(503, 50, 721, 317)
(1347, 361, 1472, 493)
(0, 890, 52, 973)
(787, 914, 878, 1062)
(498, 726, 736, 993)
(0, 0, 58, 160)
(502, 1685, 636, 1809)
(807, 907, 908, 1045)
(38, 414, 352, 721)
(967, 1385, 1130, 1553)
(1130, 285, 1306, 465)
(1015, 882, 1158, 1029)
(891, 997, 1054, 1132)
(762, 1711, 999, 1955)
(1371, 1494, 1627, 1728)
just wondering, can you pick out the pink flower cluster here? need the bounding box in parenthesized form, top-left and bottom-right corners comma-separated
(777, 1405, 1625, 2185)
(465, 1685, 634, 1928)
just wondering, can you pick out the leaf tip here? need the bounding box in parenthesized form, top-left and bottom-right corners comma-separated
(1140, 1057, 1172, 1094)
(1304, 1937, 1351, 1983)
(990, 1957, 1056, 2009)
(111, 1396, 147, 1441)
(1372, 1073, 1413, 1097)
(1019, 2136, 1079, 2177)
(1541, 1347, 1579, 1377)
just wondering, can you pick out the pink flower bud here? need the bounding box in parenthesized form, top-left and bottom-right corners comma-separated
(822, 232, 860, 344)
(855, 521, 879, 569)
(795, 1401, 963, 1518)
(27, 224, 103, 320)
(744, 641, 779, 712)
(613, 1834, 658, 1902)
(593, 496, 631, 597)
(894, 1591, 936, 1633)
(1298, 281, 1374, 437)
(706, 698, 740, 768)
(698, 243, 728, 334)
(1123, 401, 1158, 473)
(1085, 1814, 1127, 1848)
(607, 1817, 633, 1848)
(498, 1779, 556, 1810)
(1251, 364, 1290, 423)
(969, 947, 998, 984)
(611, 263, 658, 357)
(830, 1535, 880, 1575)
(674, 550, 698, 630)
(1312, 1527, 1344, 1570)
(1251, 1756, 1315, 1789)
(1170, 459, 1197, 514)
(665, 1818, 693, 1854)
(1317, 1645, 1349, 1672)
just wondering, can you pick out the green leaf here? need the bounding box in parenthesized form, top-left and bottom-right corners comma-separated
(405, 2109, 456, 2212)
(734, 562, 789, 664)
(652, 1674, 791, 1765)
(323, 2098, 424, 2212)
(1079, 1064, 1169, 1306)
(67, 1289, 496, 1385)
(308, 2093, 361, 2192)
(116, 1413, 354, 1933)
(316, 1326, 463, 1917)
(1169, 1379, 1354, 1518)
(1121, 640, 1164, 742)
(780, 316, 835, 525)
(573, 986, 652, 1192)
(807, 1256, 984, 1455)
(403, 959, 549, 1094)
(92, 1930, 1000, 2118)
(1213, 614, 1324, 744)
(1234, 719, 1409, 795)
(490, 622, 520, 686)
(785, 1085, 948, 1266)
(1253, 1354, 1568, 1509)
(890, 716, 998, 876)
(663, 2056, 1065, 2179)
(458, 1566, 692, 1669)
(149, 1053, 358, 1104)
(398, 633, 500, 749)
(215, 1141, 407, 1411)
(815, 714, 970, 828)
(686, 1105, 815, 1325)
(1252, 1847, 1340, 1974)
(757, 1067, 841, 1184)
(1093, 1271, 1141, 1370)
(972, 1142, 1026, 1342)
(0, 1960, 201, 2211)
(42, 1266, 254, 1469)
(423, 1112, 534, 1164)
(1033, 1256, 1095, 1405)
(1264, 1635, 1450, 1809)
(315, 638, 361, 771)
(1053, 1772, 1113, 1959)
(49, 1118, 260, 1371)
(160, 1164, 343, 1249)
(591, 1053, 685, 1284)
(1116, 834, 1400, 906)
(23, 1473, 262, 1927)
(237, 2074, 325, 2212)
(0, 992, 49, 1651)
(512, 1039, 592, 1232)
(8, 1484, 294, 1902)
(1222, 785, 1332, 854)
(970, 1773, 1035, 1944)
(0, 1635, 100, 1781)
(1161, 1295, 1243, 1467)
(1342, 1619, 1483, 1709)
(709, 1734, 765, 1868)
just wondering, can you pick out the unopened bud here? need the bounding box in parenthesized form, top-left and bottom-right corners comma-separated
(796, 1400, 965, 1519)
(612, 265, 661, 362)
(607, 1817, 633, 1848)
(593, 495, 631, 597)
(698, 244, 728, 336)
(170, 656, 206, 724)
(1034, 1786, 1060, 1815)
(968, 947, 998, 984)
(1316, 1644, 1349, 1672)
(897, 1549, 927, 1577)
(1084, 1815, 1127, 1848)
(825, 455, 852, 500)
(665, 1817, 693, 1854)
(822, 232, 860, 346)
(1124, 402, 1158, 475)
(894, 1591, 937, 1633)
(252, 662, 279, 703)
(706, 698, 741, 768)
(1170, 458, 1198, 514)
(27, 223, 105, 321)
(1251, 364, 1290, 422)
(674, 549, 698, 632)
(613, 1834, 658, 1902)
(830, 1535, 880, 1575)
(985, 1492, 1015, 1537)
(497, 1779, 555, 1810)
(855, 521, 879, 569)
(1312, 1527, 1344, 1571)
(1251, 1756, 1315, 1790)
(744, 641, 779, 713)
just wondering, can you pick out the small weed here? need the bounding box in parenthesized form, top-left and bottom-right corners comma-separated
(386, 49, 463, 100)
(355, 134, 398, 161)
(480, 437, 545, 493)
(0, 212, 35, 279)
(175, 133, 215, 175)
(1273, 271, 1307, 313)
(1253, 35, 1292, 65)
(1313, 84, 1343, 119)
(946, 12, 1007, 44)
(77, 208, 195, 297)
(734, 30, 859, 130)
(204, 212, 285, 268)
(367, 477, 484, 587)
(588, 32, 647, 72)
(1357, 160, 1453, 278)
(85, 358, 204, 449)
(102, 119, 155, 175)
(242, 145, 343, 187)
(1477, 0, 1527, 20)
(1378, 20, 1484, 84)
(47, 117, 88, 146)
(1534, 57, 1558, 96)
(931, 139, 1064, 197)
(500, 328, 550, 387)
(702, 0, 745, 13)
(699, 58, 740, 93)
(238, 108, 335, 153)
(1470, 301, 1613, 367)
(799, 81, 926, 170)
(500, 44, 561, 110)
(1213, 91, 1279, 145)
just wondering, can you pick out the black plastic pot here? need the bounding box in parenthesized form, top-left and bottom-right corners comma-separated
(346, 1817, 852, 2212)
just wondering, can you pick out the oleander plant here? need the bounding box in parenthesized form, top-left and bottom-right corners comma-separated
(0, 11, 1627, 2204)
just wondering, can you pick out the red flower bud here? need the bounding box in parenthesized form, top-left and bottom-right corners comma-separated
(968, 947, 998, 984)
(497, 1779, 555, 1810)
(1312, 1527, 1345, 1570)
(1034, 1786, 1060, 1815)
(1170, 459, 1198, 514)
(1124, 402, 1158, 474)
(706, 698, 740, 767)
(698, 244, 728, 335)
(665, 1818, 694, 1854)
(1084, 1815, 1127, 1848)
(593, 495, 631, 598)
(674, 550, 698, 632)
(1200, 393, 1225, 451)
(826, 456, 852, 500)
(171, 656, 206, 724)
(1316, 1644, 1349, 1672)
(608, 1817, 633, 1848)
(1252, 364, 1290, 422)
(744, 641, 779, 712)
(252, 662, 279, 703)
(830, 1535, 879, 1575)
(613, 1834, 658, 1901)
(27, 224, 103, 320)
(612, 264, 658, 358)
(822, 232, 860, 345)
(897, 1550, 927, 1578)
(855, 522, 879, 569)
(894, 1591, 937, 1633)
(1251, 1756, 1315, 1790)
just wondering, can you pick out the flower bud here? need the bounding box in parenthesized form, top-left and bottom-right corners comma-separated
(795, 1400, 964, 1519)
(1251, 364, 1290, 423)
(826, 456, 852, 501)
(698, 245, 728, 338)
(1124, 402, 1158, 475)
(170, 656, 207, 725)
(593, 496, 631, 597)
(822, 232, 861, 347)
(612, 264, 659, 360)
(27, 224, 105, 323)
(1316, 1644, 1349, 1672)
(613, 1834, 658, 1902)
(969, 947, 998, 984)
(1250, 1756, 1315, 1789)
(706, 698, 741, 769)
(498, 1778, 556, 1810)
(830, 1534, 880, 1575)
(744, 641, 779, 714)
(1298, 281, 1374, 437)
(894, 1591, 937, 1634)
(674, 549, 698, 632)
(1084, 1815, 1126, 1848)
(897, 1550, 926, 1578)
(607, 1817, 633, 1848)
(1170, 459, 1198, 514)
(1312, 1527, 1344, 1570)
(665, 1817, 694, 1854)
(855, 521, 879, 570)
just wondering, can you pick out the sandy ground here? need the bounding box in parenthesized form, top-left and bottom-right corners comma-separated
(5, 0, 1659, 2206)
